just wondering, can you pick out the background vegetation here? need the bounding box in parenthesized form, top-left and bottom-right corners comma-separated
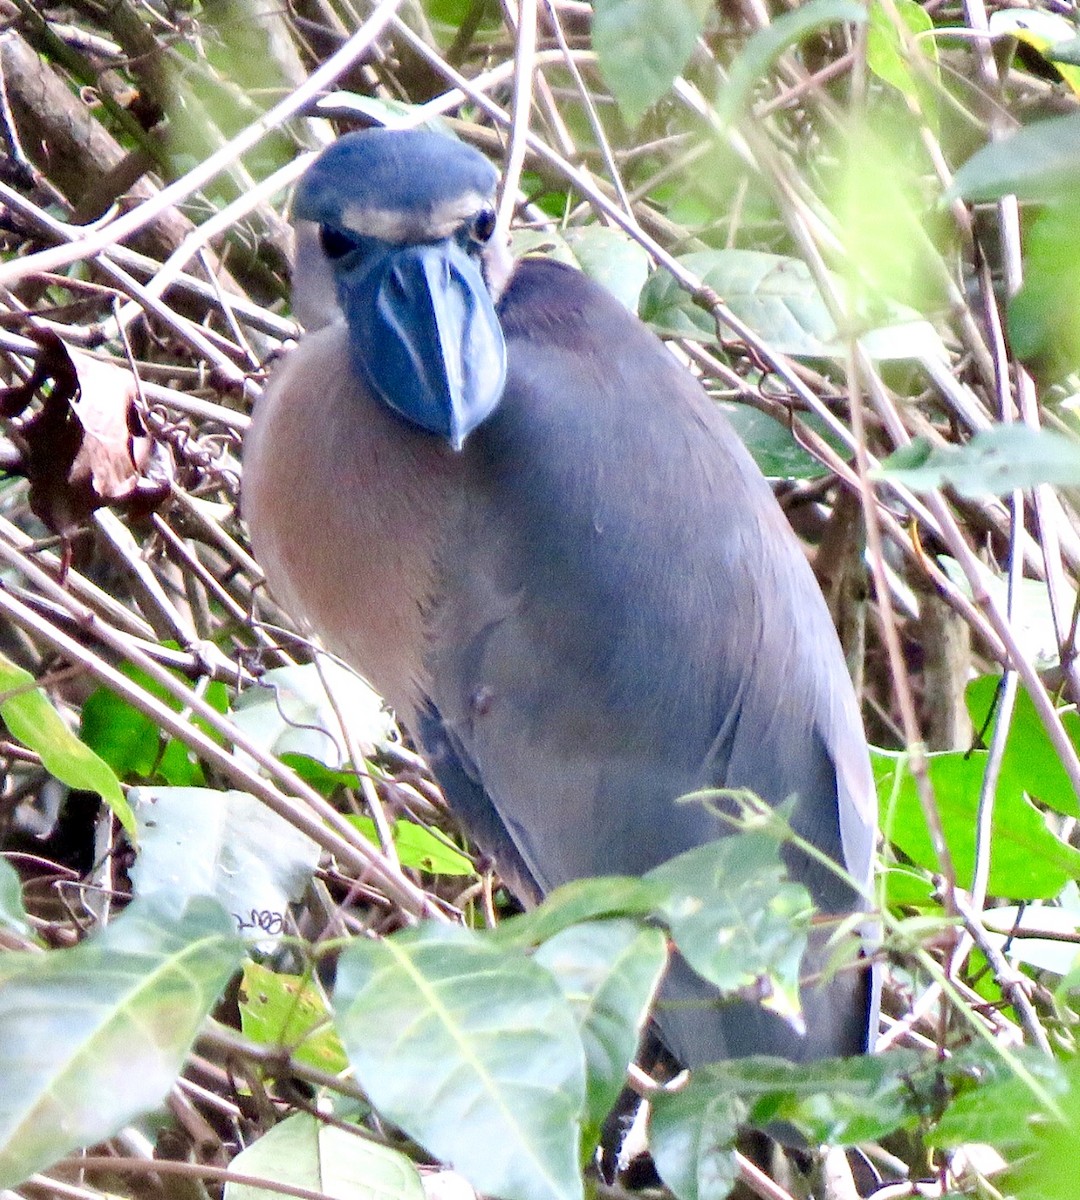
(2, 0, 1080, 1195)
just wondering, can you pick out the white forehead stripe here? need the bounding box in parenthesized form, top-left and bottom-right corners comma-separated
(341, 191, 491, 243)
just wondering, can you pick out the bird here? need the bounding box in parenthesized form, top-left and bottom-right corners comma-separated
(243, 126, 878, 1069)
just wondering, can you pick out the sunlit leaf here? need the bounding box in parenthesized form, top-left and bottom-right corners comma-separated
(349, 816, 475, 876)
(966, 675, 1080, 817)
(238, 962, 348, 1075)
(874, 749, 1080, 899)
(0, 651, 135, 838)
(867, 0, 938, 112)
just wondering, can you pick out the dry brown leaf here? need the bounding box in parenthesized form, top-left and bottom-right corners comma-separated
(0, 330, 172, 542)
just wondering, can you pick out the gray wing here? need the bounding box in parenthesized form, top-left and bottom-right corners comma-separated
(424, 259, 875, 1061)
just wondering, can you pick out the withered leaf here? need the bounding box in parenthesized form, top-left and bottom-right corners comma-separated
(0, 331, 172, 541)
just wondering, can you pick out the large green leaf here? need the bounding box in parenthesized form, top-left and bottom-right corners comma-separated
(947, 111, 1080, 203)
(535, 920, 667, 1157)
(130, 787, 321, 932)
(966, 675, 1080, 817)
(81, 661, 228, 788)
(646, 832, 810, 1022)
(875, 749, 1080, 899)
(932, 1044, 1068, 1151)
(224, 1112, 423, 1200)
(653, 1051, 922, 1183)
(0, 894, 243, 1188)
(0, 651, 135, 837)
(592, 0, 710, 126)
(335, 924, 587, 1200)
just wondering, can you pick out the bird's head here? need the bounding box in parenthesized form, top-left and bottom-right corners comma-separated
(291, 128, 510, 450)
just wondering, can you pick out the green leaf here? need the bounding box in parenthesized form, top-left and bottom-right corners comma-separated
(81, 678, 161, 779)
(335, 923, 587, 1200)
(349, 816, 475, 876)
(238, 962, 348, 1075)
(876, 425, 1080, 496)
(1007, 1055, 1080, 1199)
(81, 661, 228, 787)
(966, 675, 1080, 817)
(716, 0, 866, 125)
(0, 858, 28, 936)
(866, 0, 938, 112)
(717, 402, 842, 480)
(646, 832, 810, 1022)
(563, 226, 650, 313)
(1006, 199, 1080, 382)
(881, 863, 936, 909)
(224, 1112, 424, 1200)
(0, 651, 135, 839)
(654, 1052, 922, 1166)
(535, 920, 667, 1157)
(638, 248, 942, 360)
(592, 0, 710, 126)
(947, 112, 1080, 203)
(0, 893, 243, 1188)
(932, 1045, 1068, 1151)
(491, 875, 662, 949)
(649, 1084, 743, 1200)
(130, 787, 321, 933)
(233, 661, 397, 770)
(874, 749, 1080, 899)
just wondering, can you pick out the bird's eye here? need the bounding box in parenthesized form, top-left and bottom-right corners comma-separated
(319, 225, 357, 260)
(470, 207, 497, 244)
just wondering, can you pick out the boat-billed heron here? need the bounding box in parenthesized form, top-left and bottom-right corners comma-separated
(243, 128, 878, 1067)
